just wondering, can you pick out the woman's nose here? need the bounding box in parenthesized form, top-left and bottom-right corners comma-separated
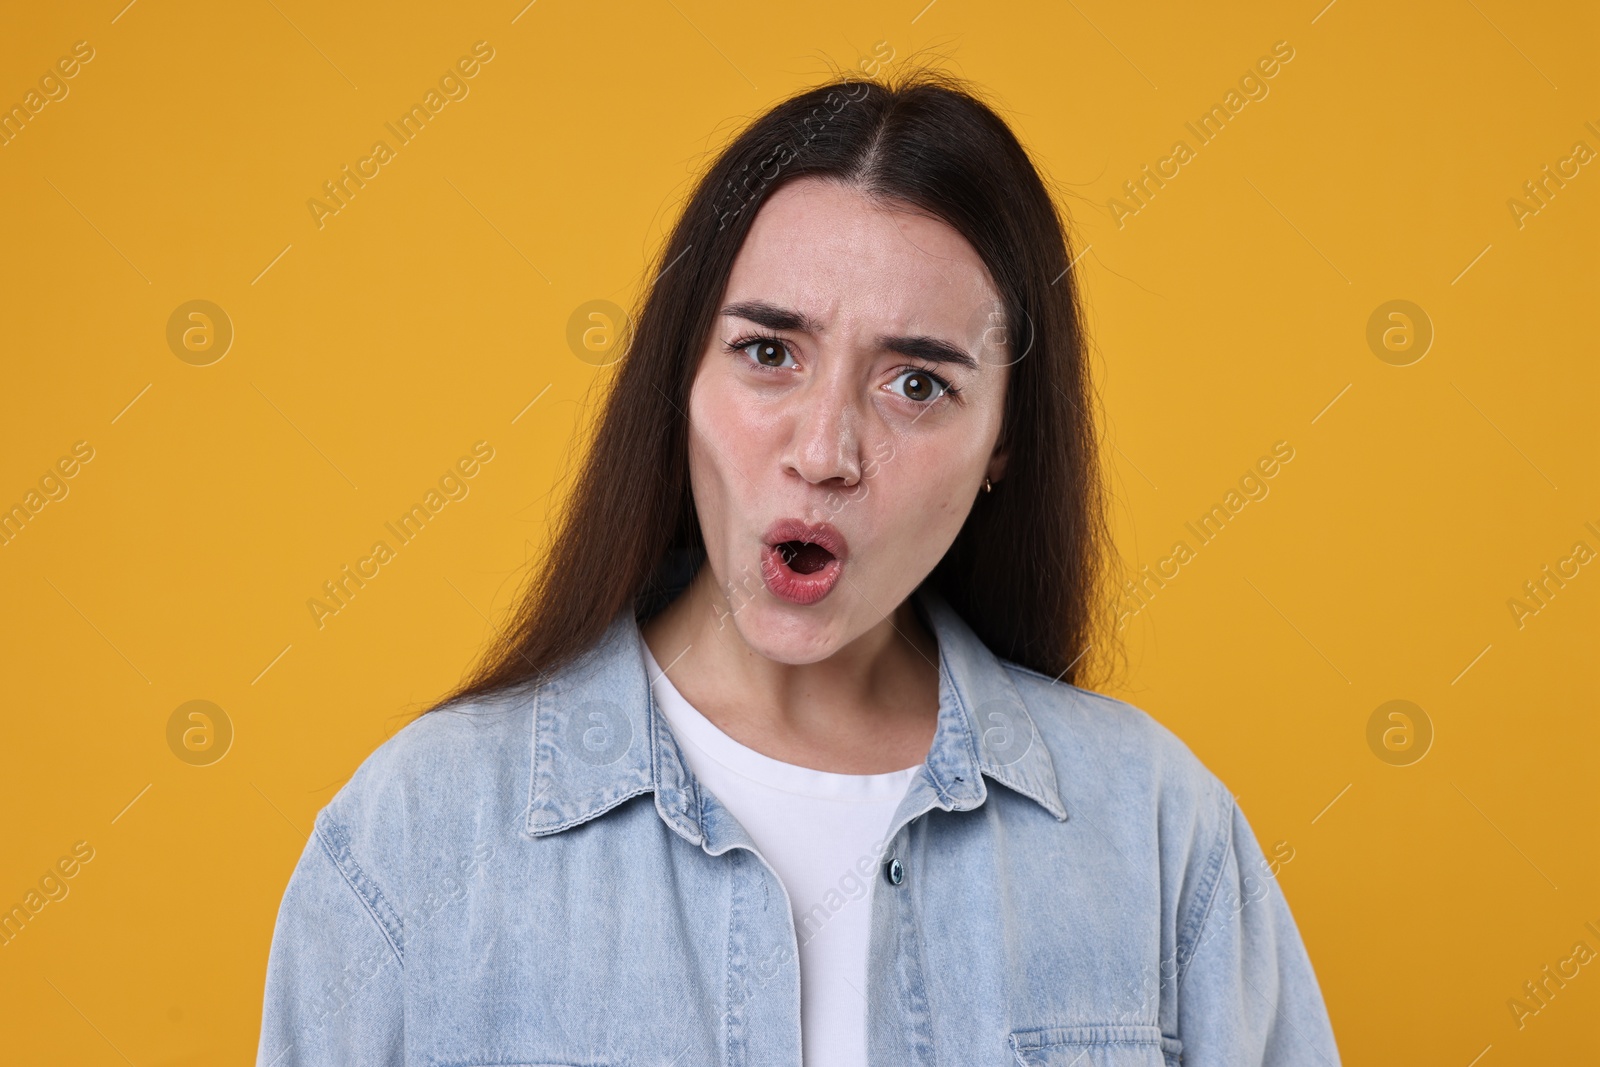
(782, 383, 862, 488)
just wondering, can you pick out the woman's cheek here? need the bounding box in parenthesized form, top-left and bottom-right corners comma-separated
(689, 379, 740, 468)
(699, 368, 766, 442)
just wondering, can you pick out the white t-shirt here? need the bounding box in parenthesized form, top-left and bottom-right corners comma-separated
(641, 635, 923, 1067)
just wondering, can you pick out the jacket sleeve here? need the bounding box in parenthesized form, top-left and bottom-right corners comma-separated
(255, 810, 405, 1066)
(1174, 795, 1341, 1066)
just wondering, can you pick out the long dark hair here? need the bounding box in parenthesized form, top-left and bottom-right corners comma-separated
(425, 63, 1116, 715)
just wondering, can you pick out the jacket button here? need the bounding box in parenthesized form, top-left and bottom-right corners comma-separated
(884, 857, 904, 885)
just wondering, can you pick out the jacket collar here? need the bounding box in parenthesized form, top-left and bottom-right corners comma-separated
(523, 582, 1069, 845)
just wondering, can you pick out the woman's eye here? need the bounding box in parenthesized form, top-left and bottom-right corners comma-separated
(891, 368, 950, 403)
(737, 337, 794, 368)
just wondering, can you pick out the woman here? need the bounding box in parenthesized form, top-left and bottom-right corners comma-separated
(256, 67, 1340, 1066)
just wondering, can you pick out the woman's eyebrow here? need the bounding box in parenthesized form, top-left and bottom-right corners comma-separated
(722, 300, 821, 334)
(879, 334, 978, 370)
(721, 300, 979, 370)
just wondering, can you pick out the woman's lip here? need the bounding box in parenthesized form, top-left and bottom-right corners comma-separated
(760, 518, 849, 561)
(760, 544, 844, 605)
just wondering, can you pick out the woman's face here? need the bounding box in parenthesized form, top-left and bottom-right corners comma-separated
(685, 176, 1011, 663)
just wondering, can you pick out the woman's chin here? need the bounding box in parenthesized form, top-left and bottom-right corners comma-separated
(726, 598, 852, 665)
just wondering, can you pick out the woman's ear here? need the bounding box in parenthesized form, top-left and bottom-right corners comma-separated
(986, 446, 1008, 484)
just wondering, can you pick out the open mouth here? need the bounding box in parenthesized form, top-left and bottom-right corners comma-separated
(773, 540, 836, 575)
(759, 519, 848, 605)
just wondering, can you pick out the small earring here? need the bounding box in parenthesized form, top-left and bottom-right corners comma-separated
(983, 477, 993, 494)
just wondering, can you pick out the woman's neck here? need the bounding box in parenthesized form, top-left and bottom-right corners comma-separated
(639, 566, 940, 774)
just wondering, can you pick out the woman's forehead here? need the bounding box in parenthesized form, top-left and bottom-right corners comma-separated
(724, 180, 999, 335)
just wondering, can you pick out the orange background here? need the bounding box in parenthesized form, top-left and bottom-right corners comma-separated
(1, 0, 1595, 1062)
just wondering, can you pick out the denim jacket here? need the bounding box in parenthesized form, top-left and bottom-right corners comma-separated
(256, 582, 1341, 1066)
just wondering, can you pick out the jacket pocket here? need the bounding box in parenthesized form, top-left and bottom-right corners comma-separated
(1008, 1023, 1180, 1067)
